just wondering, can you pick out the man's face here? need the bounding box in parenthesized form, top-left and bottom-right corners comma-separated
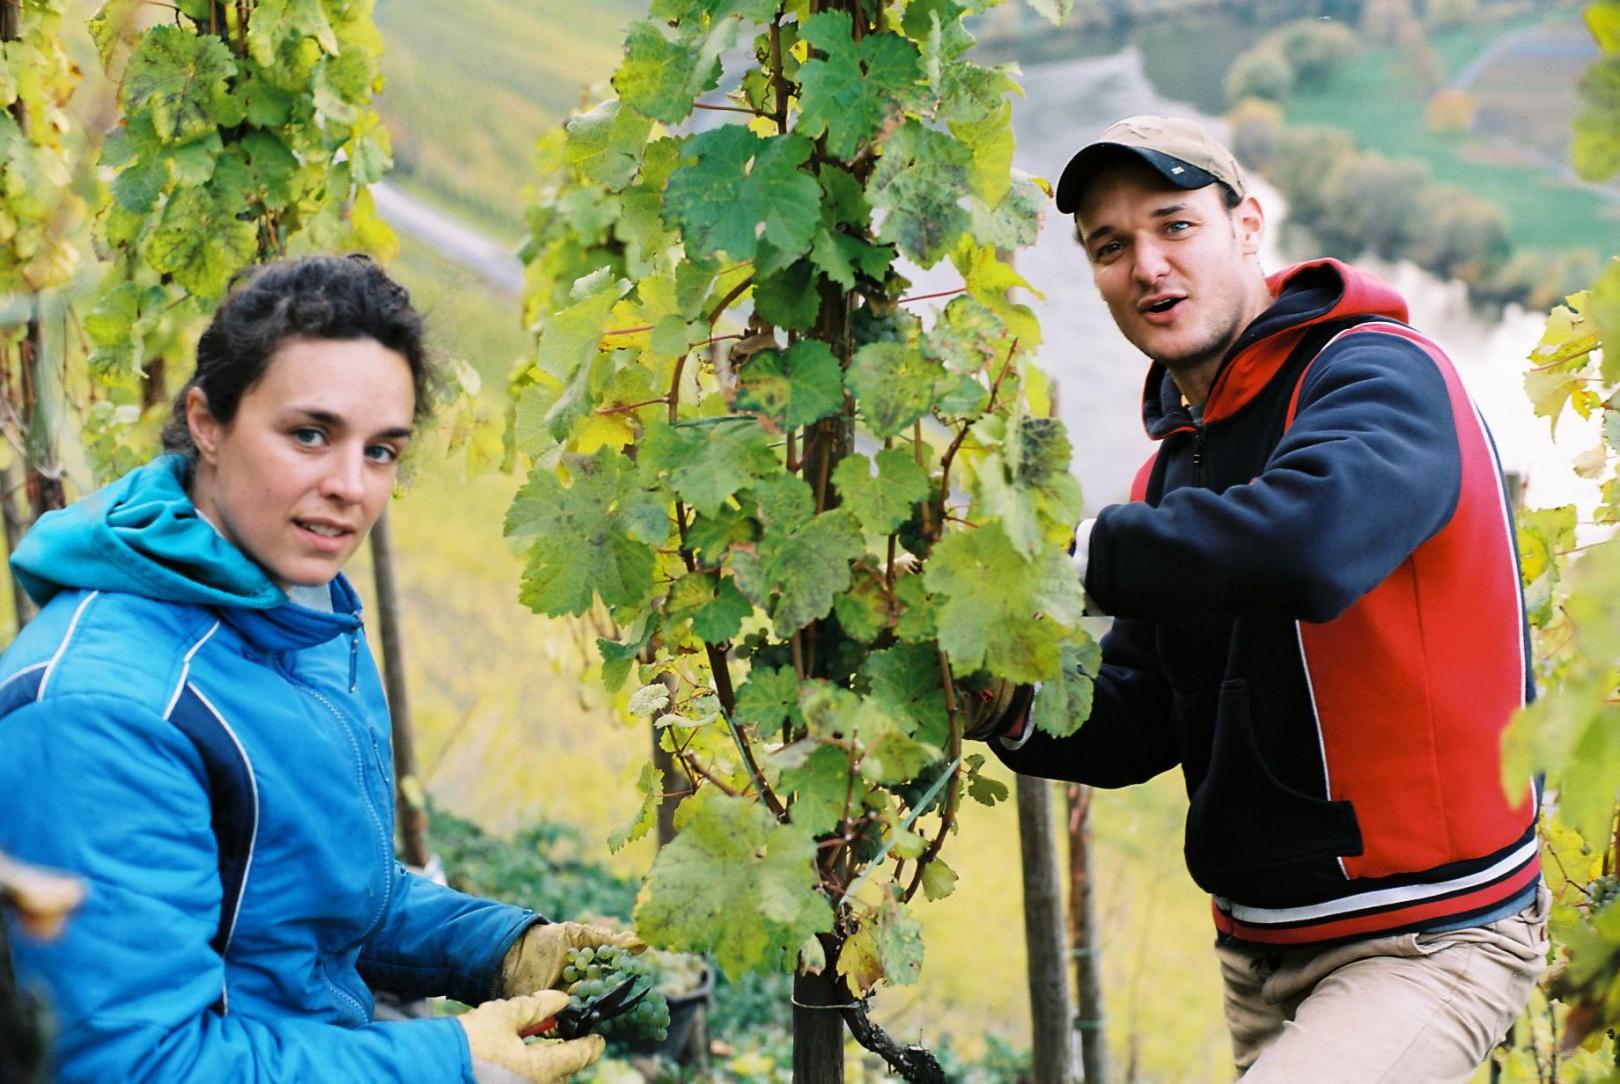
(1076, 160, 1267, 374)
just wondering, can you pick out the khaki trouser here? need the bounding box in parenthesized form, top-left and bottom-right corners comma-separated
(1217, 888, 1550, 1083)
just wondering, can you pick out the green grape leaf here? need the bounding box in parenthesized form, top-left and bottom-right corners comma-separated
(1024, 0, 1074, 26)
(833, 562, 888, 641)
(753, 260, 823, 332)
(846, 341, 955, 439)
(810, 228, 894, 291)
(598, 614, 656, 692)
(971, 172, 1045, 251)
(923, 295, 1007, 373)
(122, 25, 238, 144)
(146, 186, 258, 299)
(862, 642, 949, 749)
(688, 504, 758, 561)
(242, 70, 294, 127)
(608, 762, 664, 853)
(749, 472, 816, 534)
(1030, 637, 1101, 738)
(796, 12, 921, 159)
(775, 742, 852, 837)
(838, 896, 924, 994)
(734, 664, 802, 733)
(965, 753, 1010, 805)
(104, 120, 168, 212)
(613, 19, 725, 126)
(949, 98, 1013, 206)
(766, 511, 867, 635)
(241, 130, 300, 209)
(802, 685, 938, 785)
(639, 418, 778, 518)
(924, 523, 1084, 683)
(167, 132, 221, 187)
(903, 0, 974, 63)
(635, 789, 833, 979)
(567, 100, 654, 193)
(919, 857, 958, 901)
(870, 120, 971, 268)
(893, 573, 937, 642)
(668, 572, 754, 642)
(246, 0, 339, 68)
(537, 268, 630, 381)
(832, 448, 930, 536)
(664, 127, 820, 263)
(313, 43, 375, 121)
(734, 340, 846, 430)
(505, 450, 670, 616)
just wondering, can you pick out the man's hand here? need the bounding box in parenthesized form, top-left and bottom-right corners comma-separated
(498, 921, 646, 998)
(459, 992, 604, 1084)
(959, 680, 1034, 742)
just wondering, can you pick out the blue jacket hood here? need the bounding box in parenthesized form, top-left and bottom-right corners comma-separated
(12, 454, 284, 610)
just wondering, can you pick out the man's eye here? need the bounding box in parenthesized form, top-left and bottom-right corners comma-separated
(1094, 241, 1123, 259)
(1166, 220, 1193, 234)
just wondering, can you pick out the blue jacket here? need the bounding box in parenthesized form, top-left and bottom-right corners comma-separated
(0, 455, 533, 1082)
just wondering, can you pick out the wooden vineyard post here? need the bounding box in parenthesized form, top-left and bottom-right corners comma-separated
(1019, 774, 1078, 1083)
(1067, 783, 1108, 1082)
(368, 510, 430, 869)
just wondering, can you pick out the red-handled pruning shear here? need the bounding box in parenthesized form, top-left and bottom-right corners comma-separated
(519, 977, 649, 1041)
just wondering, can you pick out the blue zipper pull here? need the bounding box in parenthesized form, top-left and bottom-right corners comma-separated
(348, 629, 359, 694)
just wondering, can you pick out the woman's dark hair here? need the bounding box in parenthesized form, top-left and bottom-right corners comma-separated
(162, 254, 436, 455)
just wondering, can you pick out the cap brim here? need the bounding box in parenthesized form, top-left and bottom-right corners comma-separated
(1054, 144, 1221, 214)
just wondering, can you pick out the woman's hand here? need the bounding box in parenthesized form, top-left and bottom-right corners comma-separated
(459, 991, 604, 1084)
(498, 921, 646, 998)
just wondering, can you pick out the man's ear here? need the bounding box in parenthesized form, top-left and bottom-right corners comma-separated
(1234, 194, 1265, 257)
(185, 386, 222, 464)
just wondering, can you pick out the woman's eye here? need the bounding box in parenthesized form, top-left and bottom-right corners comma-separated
(366, 444, 400, 465)
(292, 427, 323, 446)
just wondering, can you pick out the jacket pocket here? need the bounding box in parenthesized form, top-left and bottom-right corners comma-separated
(1184, 680, 1362, 902)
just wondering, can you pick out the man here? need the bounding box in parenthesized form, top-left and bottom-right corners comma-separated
(974, 116, 1548, 1081)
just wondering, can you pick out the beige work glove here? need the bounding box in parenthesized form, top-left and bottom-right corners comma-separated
(458, 991, 604, 1084)
(497, 921, 646, 998)
(959, 679, 1035, 741)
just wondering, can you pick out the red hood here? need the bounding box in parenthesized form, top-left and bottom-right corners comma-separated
(1143, 259, 1411, 435)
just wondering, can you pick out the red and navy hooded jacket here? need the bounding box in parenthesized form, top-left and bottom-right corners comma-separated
(995, 259, 1540, 946)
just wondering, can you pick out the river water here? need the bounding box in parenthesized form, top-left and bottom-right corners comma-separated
(904, 46, 1599, 515)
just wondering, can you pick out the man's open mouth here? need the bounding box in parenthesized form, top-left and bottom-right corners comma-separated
(1143, 297, 1182, 314)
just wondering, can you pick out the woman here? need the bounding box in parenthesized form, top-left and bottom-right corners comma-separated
(0, 255, 633, 1083)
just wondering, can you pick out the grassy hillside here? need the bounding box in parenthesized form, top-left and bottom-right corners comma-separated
(1281, 9, 1614, 255)
(373, 0, 643, 242)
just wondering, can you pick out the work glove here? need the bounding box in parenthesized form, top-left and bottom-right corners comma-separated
(959, 679, 1035, 742)
(497, 921, 646, 998)
(458, 991, 604, 1084)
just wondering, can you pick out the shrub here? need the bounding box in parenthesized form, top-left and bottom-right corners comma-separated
(1426, 89, 1476, 133)
(1319, 150, 1431, 259)
(1274, 19, 1360, 87)
(1410, 185, 1512, 281)
(1225, 44, 1295, 105)
(1227, 97, 1287, 171)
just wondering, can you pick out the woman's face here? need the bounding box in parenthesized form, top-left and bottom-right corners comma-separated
(187, 337, 416, 591)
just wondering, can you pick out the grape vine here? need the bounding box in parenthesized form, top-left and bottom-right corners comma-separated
(1500, 3, 1620, 1077)
(78, 0, 397, 472)
(507, 0, 1091, 1075)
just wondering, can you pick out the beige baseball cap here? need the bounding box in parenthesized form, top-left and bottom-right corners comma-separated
(1055, 114, 1248, 214)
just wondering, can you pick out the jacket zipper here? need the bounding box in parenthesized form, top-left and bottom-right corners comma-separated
(1192, 421, 1207, 486)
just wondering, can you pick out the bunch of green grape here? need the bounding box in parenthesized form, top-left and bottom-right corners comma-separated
(562, 945, 670, 1042)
